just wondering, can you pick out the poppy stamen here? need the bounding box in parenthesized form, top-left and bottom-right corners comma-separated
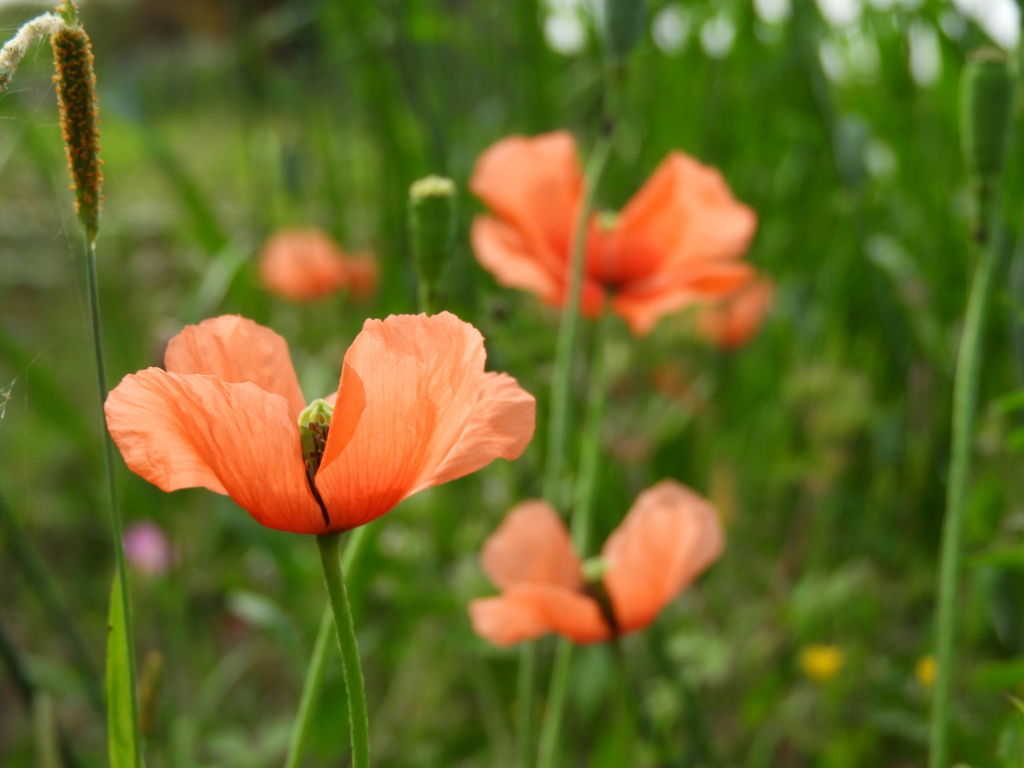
(298, 399, 335, 527)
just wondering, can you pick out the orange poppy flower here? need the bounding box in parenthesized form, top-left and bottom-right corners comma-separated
(470, 131, 759, 335)
(105, 313, 536, 534)
(697, 277, 774, 350)
(344, 252, 379, 302)
(259, 227, 378, 303)
(469, 480, 723, 646)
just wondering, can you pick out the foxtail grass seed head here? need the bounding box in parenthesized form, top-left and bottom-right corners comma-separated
(959, 47, 1012, 181)
(603, 0, 646, 62)
(409, 175, 457, 286)
(52, 22, 102, 242)
(0, 13, 68, 94)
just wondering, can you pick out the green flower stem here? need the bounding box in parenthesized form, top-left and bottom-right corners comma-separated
(540, 138, 613, 504)
(86, 237, 143, 767)
(285, 525, 371, 768)
(316, 532, 370, 768)
(535, 640, 572, 768)
(929, 219, 999, 768)
(517, 136, 612, 768)
(535, 314, 611, 768)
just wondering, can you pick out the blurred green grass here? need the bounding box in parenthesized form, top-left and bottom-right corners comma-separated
(2, 0, 1024, 766)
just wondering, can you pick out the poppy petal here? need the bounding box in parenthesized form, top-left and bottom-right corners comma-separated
(470, 132, 582, 276)
(698, 277, 774, 350)
(611, 261, 755, 336)
(602, 480, 724, 634)
(314, 313, 489, 530)
(417, 372, 536, 493)
(105, 368, 324, 533)
(164, 315, 307, 420)
(471, 216, 562, 305)
(469, 594, 550, 647)
(259, 227, 348, 302)
(479, 500, 582, 591)
(469, 584, 611, 647)
(612, 152, 757, 273)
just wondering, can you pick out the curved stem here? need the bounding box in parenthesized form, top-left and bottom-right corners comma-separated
(536, 315, 612, 768)
(540, 139, 612, 505)
(316, 533, 370, 768)
(928, 222, 999, 768)
(517, 137, 612, 768)
(285, 525, 371, 768)
(86, 237, 143, 767)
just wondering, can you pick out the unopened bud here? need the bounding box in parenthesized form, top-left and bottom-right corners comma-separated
(960, 47, 1012, 180)
(409, 175, 457, 291)
(604, 0, 647, 62)
(52, 22, 103, 242)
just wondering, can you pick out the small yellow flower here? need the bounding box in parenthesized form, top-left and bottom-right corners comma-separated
(799, 644, 845, 683)
(916, 655, 937, 688)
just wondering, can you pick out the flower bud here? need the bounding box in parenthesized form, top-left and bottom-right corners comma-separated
(960, 47, 1012, 181)
(604, 0, 647, 62)
(409, 175, 457, 293)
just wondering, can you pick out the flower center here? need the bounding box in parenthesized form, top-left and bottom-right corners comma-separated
(597, 210, 619, 231)
(298, 398, 334, 527)
(581, 556, 619, 635)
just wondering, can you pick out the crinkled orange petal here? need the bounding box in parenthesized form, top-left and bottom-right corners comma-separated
(469, 584, 612, 647)
(164, 315, 306, 420)
(479, 500, 582, 591)
(417, 372, 536, 493)
(470, 132, 582, 278)
(314, 313, 506, 530)
(602, 480, 724, 634)
(105, 369, 324, 533)
(471, 216, 562, 305)
(611, 261, 756, 336)
(259, 227, 348, 302)
(610, 152, 757, 275)
(469, 594, 550, 647)
(698, 277, 774, 350)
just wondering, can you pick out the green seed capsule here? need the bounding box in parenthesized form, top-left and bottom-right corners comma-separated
(960, 47, 1012, 180)
(409, 175, 457, 288)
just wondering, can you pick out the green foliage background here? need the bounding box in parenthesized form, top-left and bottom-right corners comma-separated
(2, 0, 1024, 765)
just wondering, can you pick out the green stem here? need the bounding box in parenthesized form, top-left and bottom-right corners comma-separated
(85, 237, 143, 767)
(517, 137, 612, 768)
(417, 283, 441, 316)
(535, 316, 611, 768)
(516, 641, 536, 768)
(285, 525, 371, 768)
(928, 214, 1000, 768)
(540, 139, 612, 504)
(316, 533, 370, 768)
(570, 313, 610, 556)
(535, 640, 572, 768)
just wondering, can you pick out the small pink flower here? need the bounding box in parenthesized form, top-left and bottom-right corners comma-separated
(123, 520, 171, 576)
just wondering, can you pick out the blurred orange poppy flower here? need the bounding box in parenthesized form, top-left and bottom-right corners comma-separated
(697, 277, 773, 350)
(469, 480, 723, 646)
(259, 227, 378, 303)
(105, 313, 536, 534)
(470, 132, 759, 335)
